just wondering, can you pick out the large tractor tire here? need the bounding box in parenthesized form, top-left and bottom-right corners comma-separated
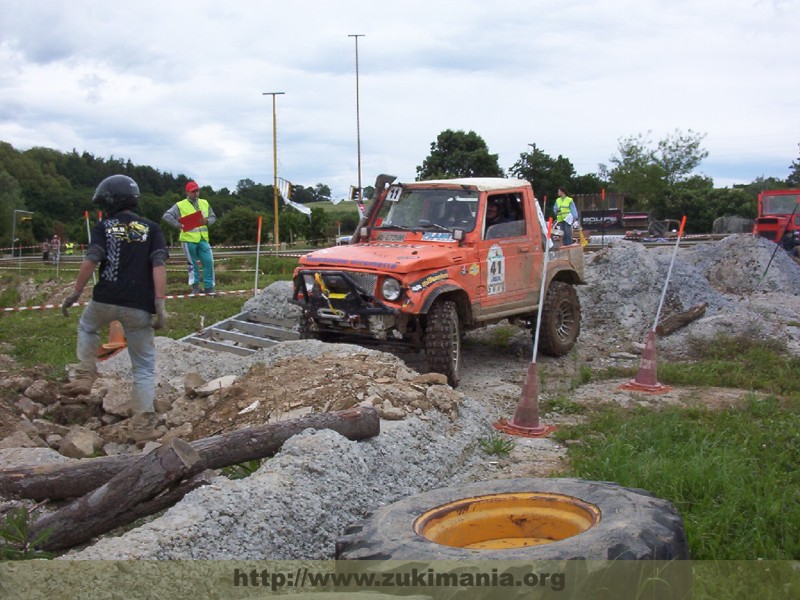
(424, 300, 461, 388)
(336, 478, 690, 561)
(538, 281, 581, 357)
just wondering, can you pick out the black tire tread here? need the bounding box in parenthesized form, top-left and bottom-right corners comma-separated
(538, 281, 581, 357)
(425, 300, 461, 388)
(336, 477, 690, 561)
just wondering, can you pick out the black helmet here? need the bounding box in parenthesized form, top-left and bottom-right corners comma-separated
(92, 175, 139, 216)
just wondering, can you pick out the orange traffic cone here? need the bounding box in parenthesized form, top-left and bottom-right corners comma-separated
(494, 363, 556, 438)
(97, 320, 127, 361)
(619, 330, 671, 394)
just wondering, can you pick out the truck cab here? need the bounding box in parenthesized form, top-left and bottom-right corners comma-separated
(291, 177, 585, 386)
(753, 189, 800, 254)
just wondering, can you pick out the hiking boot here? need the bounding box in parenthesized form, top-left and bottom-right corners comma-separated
(62, 376, 96, 397)
(204, 287, 216, 296)
(129, 412, 160, 444)
(191, 285, 200, 295)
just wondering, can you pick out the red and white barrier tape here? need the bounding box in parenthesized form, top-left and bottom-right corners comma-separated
(2, 289, 253, 313)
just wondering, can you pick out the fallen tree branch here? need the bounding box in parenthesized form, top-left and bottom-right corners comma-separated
(30, 439, 204, 551)
(656, 303, 707, 336)
(0, 406, 379, 501)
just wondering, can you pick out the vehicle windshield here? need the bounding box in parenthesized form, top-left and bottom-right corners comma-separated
(762, 194, 800, 215)
(375, 187, 479, 232)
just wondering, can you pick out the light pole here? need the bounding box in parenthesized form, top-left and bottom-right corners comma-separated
(349, 34, 365, 204)
(262, 91, 285, 254)
(11, 209, 34, 268)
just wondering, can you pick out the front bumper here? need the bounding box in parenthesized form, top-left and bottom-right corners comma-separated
(291, 269, 400, 333)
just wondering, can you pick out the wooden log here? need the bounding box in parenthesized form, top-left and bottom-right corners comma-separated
(30, 439, 204, 551)
(0, 406, 380, 501)
(119, 469, 217, 524)
(656, 303, 707, 336)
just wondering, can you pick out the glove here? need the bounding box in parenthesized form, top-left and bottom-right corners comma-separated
(61, 289, 82, 317)
(152, 298, 167, 330)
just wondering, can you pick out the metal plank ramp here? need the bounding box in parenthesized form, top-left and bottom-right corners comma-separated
(180, 311, 301, 356)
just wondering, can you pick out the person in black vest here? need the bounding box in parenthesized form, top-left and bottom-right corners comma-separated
(61, 175, 169, 444)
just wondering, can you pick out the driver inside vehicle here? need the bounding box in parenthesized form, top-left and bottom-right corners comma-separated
(486, 199, 511, 228)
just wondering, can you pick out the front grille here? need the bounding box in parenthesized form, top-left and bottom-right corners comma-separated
(345, 272, 378, 295)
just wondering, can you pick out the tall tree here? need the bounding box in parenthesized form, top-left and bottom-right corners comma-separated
(508, 144, 580, 200)
(415, 130, 503, 180)
(787, 143, 800, 187)
(608, 129, 708, 213)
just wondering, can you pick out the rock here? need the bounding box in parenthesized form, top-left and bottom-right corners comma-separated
(0, 430, 48, 449)
(45, 434, 63, 448)
(269, 405, 313, 423)
(23, 380, 60, 405)
(3, 375, 34, 392)
(102, 382, 133, 416)
(16, 396, 44, 418)
(153, 395, 174, 413)
(184, 372, 206, 396)
(0, 447, 74, 470)
(411, 373, 449, 386)
(31, 419, 70, 438)
(160, 422, 193, 444)
(58, 426, 104, 459)
(46, 402, 101, 426)
(194, 375, 237, 397)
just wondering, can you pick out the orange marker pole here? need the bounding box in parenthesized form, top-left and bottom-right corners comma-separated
(495, 217, 556, 436)
(601, 188, 606, 247)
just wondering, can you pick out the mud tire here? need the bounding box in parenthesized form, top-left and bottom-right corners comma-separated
(538, 281, 581, 357)
(424, 300, 461, 388)
(336, 477, 690, 561)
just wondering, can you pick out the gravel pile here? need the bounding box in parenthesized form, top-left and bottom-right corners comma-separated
(62, 234, 800, 560)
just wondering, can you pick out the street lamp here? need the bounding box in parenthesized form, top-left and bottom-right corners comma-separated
(262, 91, 285, 254)
(11, 210, 34, 264)
(349, 34, 365, 204)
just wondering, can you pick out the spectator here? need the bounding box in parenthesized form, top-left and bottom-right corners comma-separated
(60, 175, 169, 444)
(41, 239, 51, 262)
(554, 186, 579, 245)
(162, 181, 217, 295)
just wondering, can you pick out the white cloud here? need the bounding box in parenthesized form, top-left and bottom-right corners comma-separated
(0, 0, 797, 199)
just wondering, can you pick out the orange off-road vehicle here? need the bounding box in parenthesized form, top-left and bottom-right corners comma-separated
(291, 177, 586, 387)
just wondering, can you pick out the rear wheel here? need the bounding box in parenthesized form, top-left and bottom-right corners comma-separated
(425, 300, 461, 388)
(539, 281, 580, 356)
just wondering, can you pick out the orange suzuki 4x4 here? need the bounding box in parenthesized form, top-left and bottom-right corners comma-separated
(291, 175, 586, 387)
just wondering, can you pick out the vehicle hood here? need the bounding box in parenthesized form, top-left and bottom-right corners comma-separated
(299, 242, 468, 275)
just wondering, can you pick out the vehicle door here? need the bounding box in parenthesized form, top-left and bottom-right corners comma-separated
(476, 192, 538, 316)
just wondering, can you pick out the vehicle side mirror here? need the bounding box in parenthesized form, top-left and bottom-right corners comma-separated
(453, 229, 465, 242)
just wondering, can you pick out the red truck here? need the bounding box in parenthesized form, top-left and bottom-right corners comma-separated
(291, 177, 586, 387)
(753, 189, 800, 256)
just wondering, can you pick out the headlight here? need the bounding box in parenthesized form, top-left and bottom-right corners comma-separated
(381, 277, 401, 301)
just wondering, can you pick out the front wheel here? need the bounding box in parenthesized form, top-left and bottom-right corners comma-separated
(538, 281, 581, 356)
(424, 300, 461, 388)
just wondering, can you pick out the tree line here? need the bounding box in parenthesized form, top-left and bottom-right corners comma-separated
(417, 129, 800, 233)
(2, 131, 799, 249)
(0, 141, 350, 250)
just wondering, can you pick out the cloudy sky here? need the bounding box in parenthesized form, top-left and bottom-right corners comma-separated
(1, 0, 797, 200)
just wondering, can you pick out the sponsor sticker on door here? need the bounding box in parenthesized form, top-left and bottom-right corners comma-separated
(487, 244, 505, 295)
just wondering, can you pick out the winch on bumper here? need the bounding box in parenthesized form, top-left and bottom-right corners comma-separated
(291, 270, 401, 339)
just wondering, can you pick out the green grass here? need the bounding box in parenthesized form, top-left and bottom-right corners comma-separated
(0, 256, 299, 370)
(479, 431, 516, 457)
(554, 333, 800, 560)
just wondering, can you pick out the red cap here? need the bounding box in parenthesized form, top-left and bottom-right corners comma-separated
(185, 181, 199, 193)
